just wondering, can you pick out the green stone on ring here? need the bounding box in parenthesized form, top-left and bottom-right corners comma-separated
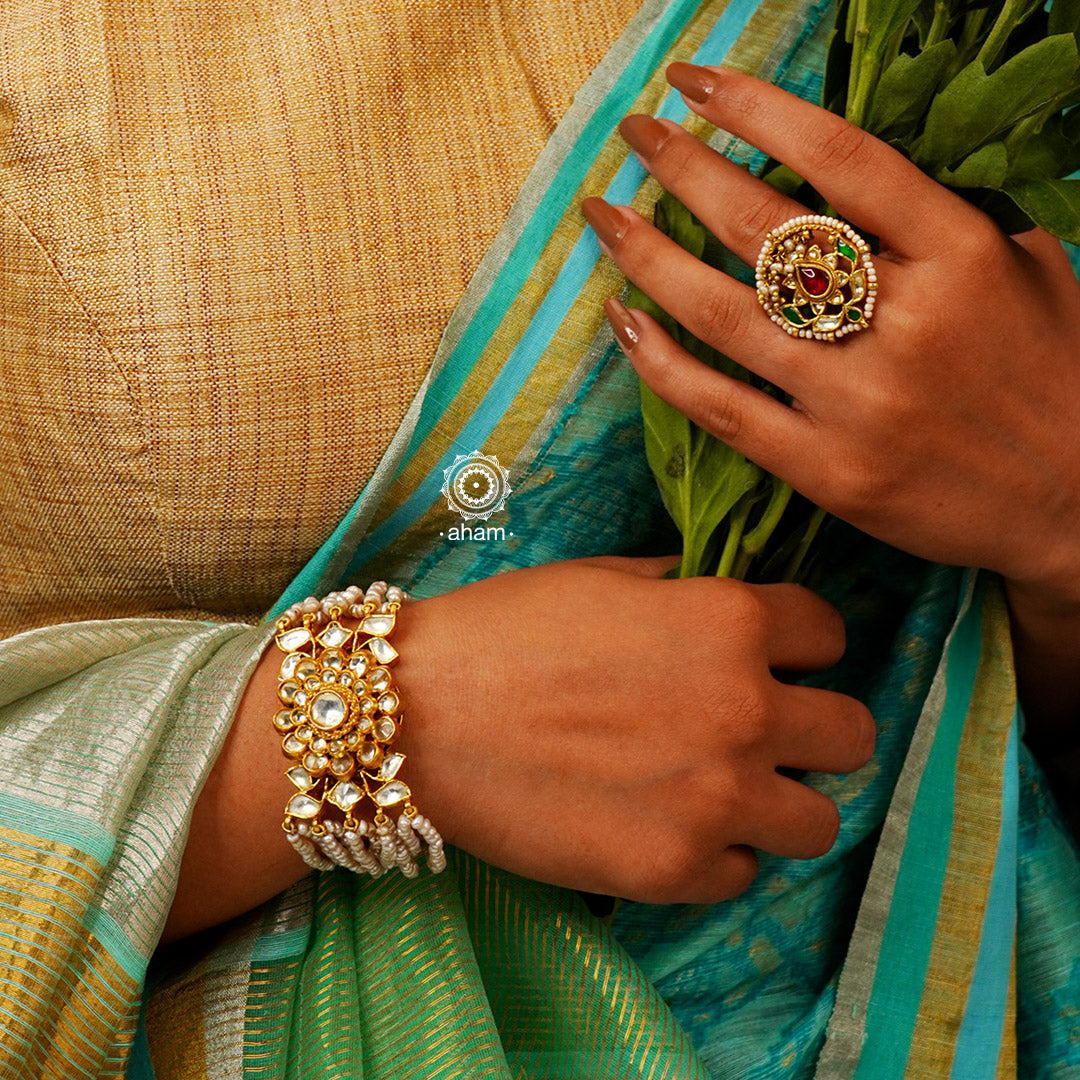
(846, 308, 862, 322)
(837, 239, 857, 262)
(781, 306, 806, 326)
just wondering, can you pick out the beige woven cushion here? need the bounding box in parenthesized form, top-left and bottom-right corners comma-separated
(0, 0, 641, 635)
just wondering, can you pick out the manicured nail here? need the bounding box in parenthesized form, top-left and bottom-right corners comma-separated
(618, 114, 672, 159)
(603, 297, 641, 354)
(582, 196, 629, 252)
(666, 62, 717, 103)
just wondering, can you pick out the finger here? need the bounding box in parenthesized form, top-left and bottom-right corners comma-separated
(583, 197, 812, 391)
(771, 685, 876, 774)
(605, 300, 827, 492)
(665, 64, 976, 257)
(693, 844, 759, 902)
(752, 584, 846, 670)
(740, 777, 841, 860)
(619, 113, 808, 265)
(579, 553, 682, 577)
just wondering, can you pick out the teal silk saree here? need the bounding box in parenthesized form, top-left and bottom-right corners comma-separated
(0, 0, 1077, 1077)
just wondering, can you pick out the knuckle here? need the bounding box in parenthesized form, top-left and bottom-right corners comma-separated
(715, 846, 759, 900)
(626, 828, 704, 903)
(654, 135, 697, 179)
(718, 685, 773, 751)
(815, 121, 871, 175)
(950, 215, 1001, 265)
(694, 281, 749, 345)
(731, 193, 792, 249)
(715, 579, 769, 639)
(699, 385, 743, 441)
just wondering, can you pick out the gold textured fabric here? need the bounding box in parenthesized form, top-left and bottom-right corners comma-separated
(0, 0, 640, 635)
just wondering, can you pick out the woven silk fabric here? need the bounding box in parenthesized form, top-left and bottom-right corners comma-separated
(1, 0, 1078, 1078)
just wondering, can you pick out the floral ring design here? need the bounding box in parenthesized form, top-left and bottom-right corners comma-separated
(755, 215, 877, 341)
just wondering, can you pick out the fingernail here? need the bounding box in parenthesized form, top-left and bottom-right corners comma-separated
(603, 297, 640, 354)
(666, 62, 717, 104)
(618, 114, 672, 159)
(582, 197, 629, 252)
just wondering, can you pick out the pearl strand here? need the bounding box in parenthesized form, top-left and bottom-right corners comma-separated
(275, 580, 445, 881)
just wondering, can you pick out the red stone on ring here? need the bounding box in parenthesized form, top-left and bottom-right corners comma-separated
(797, 264, 831, 297)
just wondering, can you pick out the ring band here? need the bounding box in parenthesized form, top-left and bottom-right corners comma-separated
(756, 215, 877, 341)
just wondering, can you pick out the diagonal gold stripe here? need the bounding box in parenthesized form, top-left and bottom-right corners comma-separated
(902, 585, 1017, 1079)
(358, 0, 813, 580)
(361, 0, 724, 530)
(0, 829, 139, 1079)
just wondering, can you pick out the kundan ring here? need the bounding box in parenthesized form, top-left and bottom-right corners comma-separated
(755, 215, 877, 341)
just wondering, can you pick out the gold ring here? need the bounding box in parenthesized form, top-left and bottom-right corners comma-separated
(756, 215, 877, 341)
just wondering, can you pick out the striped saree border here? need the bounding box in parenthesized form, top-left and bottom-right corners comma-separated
(271, 0, 824, 611)
(0, 825, 141, 1079)
(815, 575, 1021, 1080)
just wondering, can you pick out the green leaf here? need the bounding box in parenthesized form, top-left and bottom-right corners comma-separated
(1049, 0, 1080, 38)
(867, 40, 956, 137)
(1006, 122, 1080, 180)
(935, 140, 1008, 186)
(861, 0, 923, 61)
(654, 191, 706, 260)
(759, 163, 807, 198)
(639, 381, 762, 577)
(1002, 177, 1080, 241)
(915, 34, 1080, 169)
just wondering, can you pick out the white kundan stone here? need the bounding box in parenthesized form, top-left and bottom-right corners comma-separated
(276, 628, 312, 651)
(318, 623, 351, 648)
(373, 781, 410, 807)
(286, 793, 322, 818)
(287, 765, 315, 790)
(378, 753, 405, 780)
(327, 780, 363, 811)
(311, 690, 347, 730)
(359, 613, 396, 637)
(367, 637, 399, 664)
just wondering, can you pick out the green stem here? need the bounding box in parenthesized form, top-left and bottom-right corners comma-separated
(924, 1, 949, 49)
(949, 8, 988, 78)
(846, 0, 869, 121)
(782, 506, 828, 584)
(976, 0, 1026, 73)
(1004, 87, 1076, 157)
(741, 481, 794, 558)
(716, 498, 753, 579)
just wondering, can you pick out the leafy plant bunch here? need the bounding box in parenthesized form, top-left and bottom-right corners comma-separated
(632, 0, 1080, 581)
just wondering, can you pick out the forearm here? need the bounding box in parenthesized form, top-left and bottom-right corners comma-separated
(1006, 579, 1080, 747)
(162, 638, 308, 943)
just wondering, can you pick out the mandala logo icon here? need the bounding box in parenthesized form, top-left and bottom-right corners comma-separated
(441, 451, 512, 521)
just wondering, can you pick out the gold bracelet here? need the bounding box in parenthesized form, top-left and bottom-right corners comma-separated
(271, 581, 445, 877)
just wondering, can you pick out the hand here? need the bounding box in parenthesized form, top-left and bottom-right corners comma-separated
(581, 64, 1080, 617)
(393, 555, 872, 904)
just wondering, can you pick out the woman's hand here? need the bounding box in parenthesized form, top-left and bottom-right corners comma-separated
(581, 63, 1080, 750)
(393, 556, 871, 904)
(582, 65, 1080, 614)
(166, 555, 872, 939)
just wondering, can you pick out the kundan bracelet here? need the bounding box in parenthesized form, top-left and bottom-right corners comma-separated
(272, 581, 445, 877)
